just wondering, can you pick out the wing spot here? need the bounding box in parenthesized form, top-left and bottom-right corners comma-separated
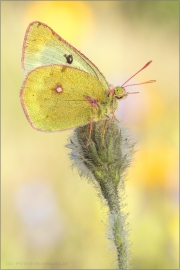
(64, 54, 73, 64)
(61, 66, 67, 72)
(52, 83, 63, 93)
(37, 22, 42, 28)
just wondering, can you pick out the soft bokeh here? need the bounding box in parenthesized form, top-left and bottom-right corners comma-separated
(2, 1, 179, 269)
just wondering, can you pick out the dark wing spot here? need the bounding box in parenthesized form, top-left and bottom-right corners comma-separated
(37, 22, 42, 27)
(64, 54, 73, 64)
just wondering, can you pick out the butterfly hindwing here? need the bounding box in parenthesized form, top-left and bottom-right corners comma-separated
(20, 65, 106, 131)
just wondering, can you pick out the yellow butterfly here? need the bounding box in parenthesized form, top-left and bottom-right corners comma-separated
(20, 21, 155, 146)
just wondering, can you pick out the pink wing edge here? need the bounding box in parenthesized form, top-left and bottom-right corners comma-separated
(21, 21, 108, 86)
(20, 64, 93, 132)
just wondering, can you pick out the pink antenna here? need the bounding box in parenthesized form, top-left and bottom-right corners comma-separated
(121, 61, 154, 87)
(124, 80, 156, 88)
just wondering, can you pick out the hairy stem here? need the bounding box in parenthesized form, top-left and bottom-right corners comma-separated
(67, 120, 134, 269)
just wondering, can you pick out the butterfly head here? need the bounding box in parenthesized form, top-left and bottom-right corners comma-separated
(109, 60, 156, 100)
(108, 86, 138, 100)
(114, 86, 128, 100)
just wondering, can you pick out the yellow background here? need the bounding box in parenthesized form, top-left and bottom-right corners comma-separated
(2, 1, 179, 269)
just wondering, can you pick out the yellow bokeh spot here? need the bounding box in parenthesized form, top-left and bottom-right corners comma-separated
(129, 140, 178, 189)
(23, 1, 94, 44)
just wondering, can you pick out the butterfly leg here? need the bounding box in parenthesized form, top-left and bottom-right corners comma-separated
(86, 116, 95, 148)
(102, 114, 114, 148)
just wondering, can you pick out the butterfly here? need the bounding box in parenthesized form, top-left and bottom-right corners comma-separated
(20, 21, 155, 147)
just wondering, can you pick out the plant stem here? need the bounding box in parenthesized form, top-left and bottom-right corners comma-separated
(67, 120, 134, 269)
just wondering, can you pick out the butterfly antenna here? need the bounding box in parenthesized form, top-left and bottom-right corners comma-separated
(127, 91, 139, 94)
(124, 80, 156, 87)
(121, 60, 153, 87)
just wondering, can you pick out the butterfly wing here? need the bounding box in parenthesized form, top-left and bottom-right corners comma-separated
(22, 21, 109, 91)
(20, 65, 106, 131)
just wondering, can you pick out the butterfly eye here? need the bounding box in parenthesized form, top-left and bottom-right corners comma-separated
(114, 87, 123, 95)
(64, 54, 73, 64)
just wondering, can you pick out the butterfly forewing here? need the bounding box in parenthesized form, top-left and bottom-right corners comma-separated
(22, 21, 109, 91)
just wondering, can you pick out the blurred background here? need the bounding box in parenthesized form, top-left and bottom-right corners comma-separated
(1, 1, 179, 269)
